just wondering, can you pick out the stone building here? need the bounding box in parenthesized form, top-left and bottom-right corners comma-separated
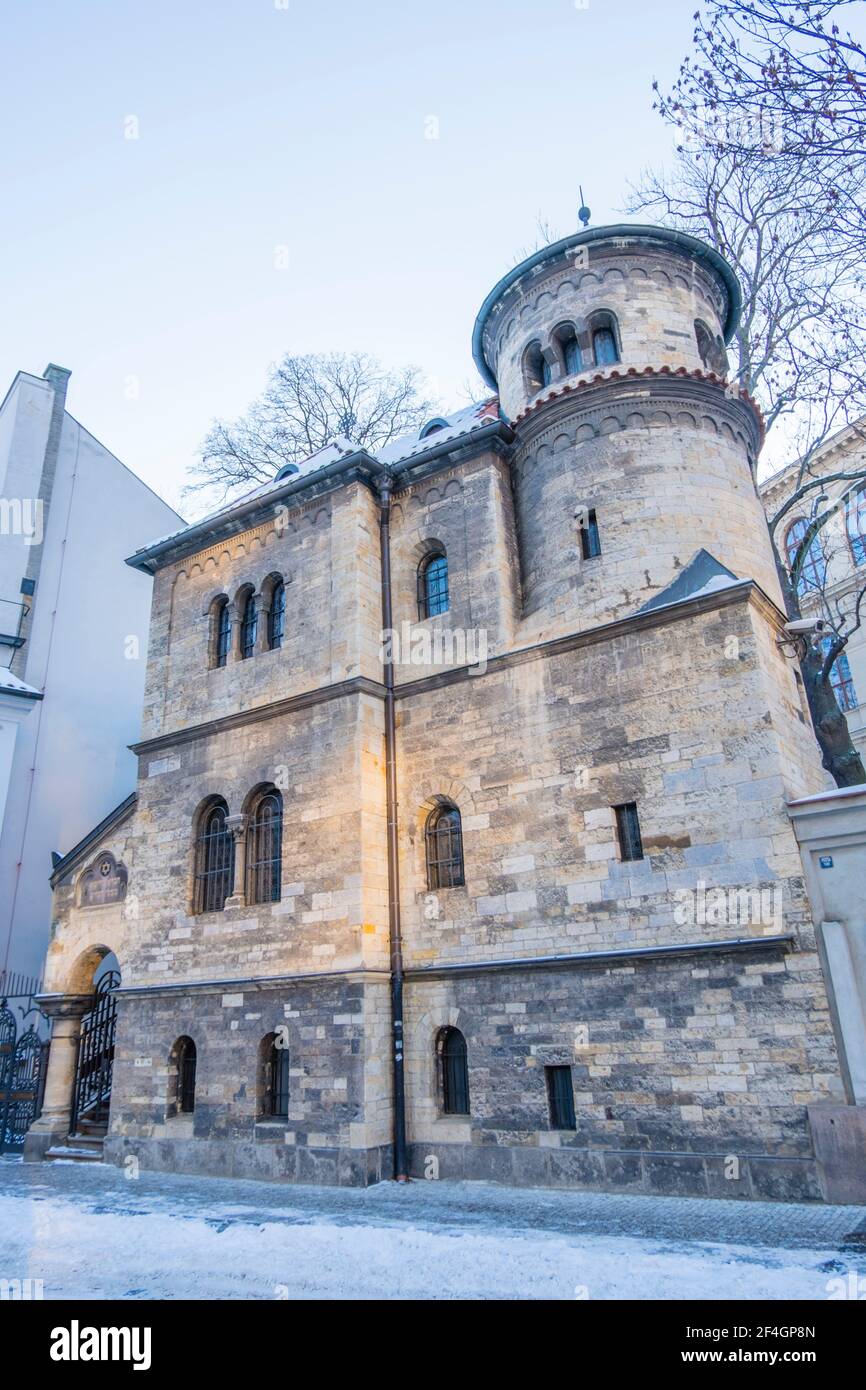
(25, 223, 857, 1201)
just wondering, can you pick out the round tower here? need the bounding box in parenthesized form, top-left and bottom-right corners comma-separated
(472, 224, 779, 632)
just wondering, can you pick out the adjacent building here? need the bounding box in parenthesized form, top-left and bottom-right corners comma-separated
(0, 365, 183, 981)
(761, 423, 866, 762)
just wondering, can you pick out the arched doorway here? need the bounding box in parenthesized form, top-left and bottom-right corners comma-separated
(70, 963, 120, 1135)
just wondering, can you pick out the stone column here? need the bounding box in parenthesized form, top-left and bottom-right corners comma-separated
(228, 599, 242, 662)
(22, 994, 92, 1161)
(254, 592, 271, 655)
(224, 813, 247, 908)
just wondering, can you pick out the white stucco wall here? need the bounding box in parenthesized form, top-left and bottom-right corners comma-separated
(0, 370, 182, 978)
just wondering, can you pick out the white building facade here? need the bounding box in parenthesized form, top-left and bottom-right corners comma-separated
(761, 423, 866, 761)
(0, 364, 182, 981)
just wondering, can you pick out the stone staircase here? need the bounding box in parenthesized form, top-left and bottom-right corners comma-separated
(45, 1114, 108, 1164)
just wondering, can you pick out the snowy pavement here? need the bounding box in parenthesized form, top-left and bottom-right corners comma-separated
(1, 1156, 864, 1300)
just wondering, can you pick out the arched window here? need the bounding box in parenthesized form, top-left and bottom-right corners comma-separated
(260, 1032, 290, 1119)
(694, 319, 729, 375)
(268, 580, 286, 650)
(246, 788, 282, 904)
(847, 485, 866, 567)
(589, 312, 620, 367)
(194, 799, 234, 913)
(173, 1037, 197, 1114)
(425, 803, 465, 890)
(785, 518, 827, 595)
(553, 323, 582, 377)
(522, 341, 546, 396)
(820, 636, 859, 712)
(438, 1027, 469, 1115)
(240, 591, 258, 659)
(418, 551, 449, 619)
(213, 598, 231, 669)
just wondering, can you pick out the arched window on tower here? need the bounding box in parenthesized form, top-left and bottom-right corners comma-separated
(194, 799, 234, 914)
(785, 517, 827, 596)
(418, 550, 449, 619)
(437, 1027, 470, 1115)
(589, 311, 620, 367)
(240, 590, 258, 659)
(553, 323, 582, 377)
(425, 803, 465, 889)
(245, 788, 282, 904)
(268, 580, 286, 650)
(522, 341, 546, 396)
(694, 319, 729, 375)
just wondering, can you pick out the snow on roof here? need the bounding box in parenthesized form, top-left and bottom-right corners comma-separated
(128, 399, 501, 565)
(376, 398, 500, 465)
(0, 665, 40, 698)
(636, 549, 741, 616)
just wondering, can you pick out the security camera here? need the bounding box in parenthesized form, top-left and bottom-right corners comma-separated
(784, 618, 826, 635)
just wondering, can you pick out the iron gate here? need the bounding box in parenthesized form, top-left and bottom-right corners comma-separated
(71, 970, 120, 1132)
(0, 985, 49, 1154)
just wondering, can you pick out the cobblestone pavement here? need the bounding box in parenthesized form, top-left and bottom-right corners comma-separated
(3, 1154, 864, 1250)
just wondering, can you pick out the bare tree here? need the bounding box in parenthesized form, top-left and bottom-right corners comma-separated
(630, 2, 866, 784)
(767, 453, 866, 784)
(629, 151, 866, 454)
(657, 2, 866, 179)
(187, 352, 437, 503)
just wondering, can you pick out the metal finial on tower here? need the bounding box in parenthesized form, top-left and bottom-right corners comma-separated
(578, 187, 591, 228)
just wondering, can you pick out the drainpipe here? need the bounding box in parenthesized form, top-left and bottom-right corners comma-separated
(377, 479, 409, 1181)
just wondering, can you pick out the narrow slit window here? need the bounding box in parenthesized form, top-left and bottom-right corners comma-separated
(268, 581, 286, 650)
(214, 600, 231, 668)
(579, 508, 601, 560)
(546, 1065, 576, 1130)
(614, 802, 644, 862)
(176, 1037, 196, 1114)
(240, 593, 258, 659)
(439, 1027, 470, 1115)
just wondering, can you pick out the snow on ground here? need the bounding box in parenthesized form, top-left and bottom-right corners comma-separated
(1, 1158, 864, 1300)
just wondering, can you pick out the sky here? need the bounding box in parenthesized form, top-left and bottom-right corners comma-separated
(2, 0, 695, 517)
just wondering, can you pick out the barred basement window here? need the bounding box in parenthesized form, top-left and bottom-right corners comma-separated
(245, 789, 282, 904)
(418, 551, 449, 619)
(425, 804, 464, 890)
(545, 1064, 576, 1130)
(194, 800, 234, 913)
(261, 1034, 290, 1118)
(614, 802, 644, 862)
(579, 508, 601, 560)
(268, 580, 286, 650)
(439, 1027, 469, 1115)
(214, 598, 231, 668)
(175, 1037, 197, 1114)
(240, 592, 258, 659)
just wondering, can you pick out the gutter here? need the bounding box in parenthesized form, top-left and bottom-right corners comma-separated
(377, 478, 409, 1181)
